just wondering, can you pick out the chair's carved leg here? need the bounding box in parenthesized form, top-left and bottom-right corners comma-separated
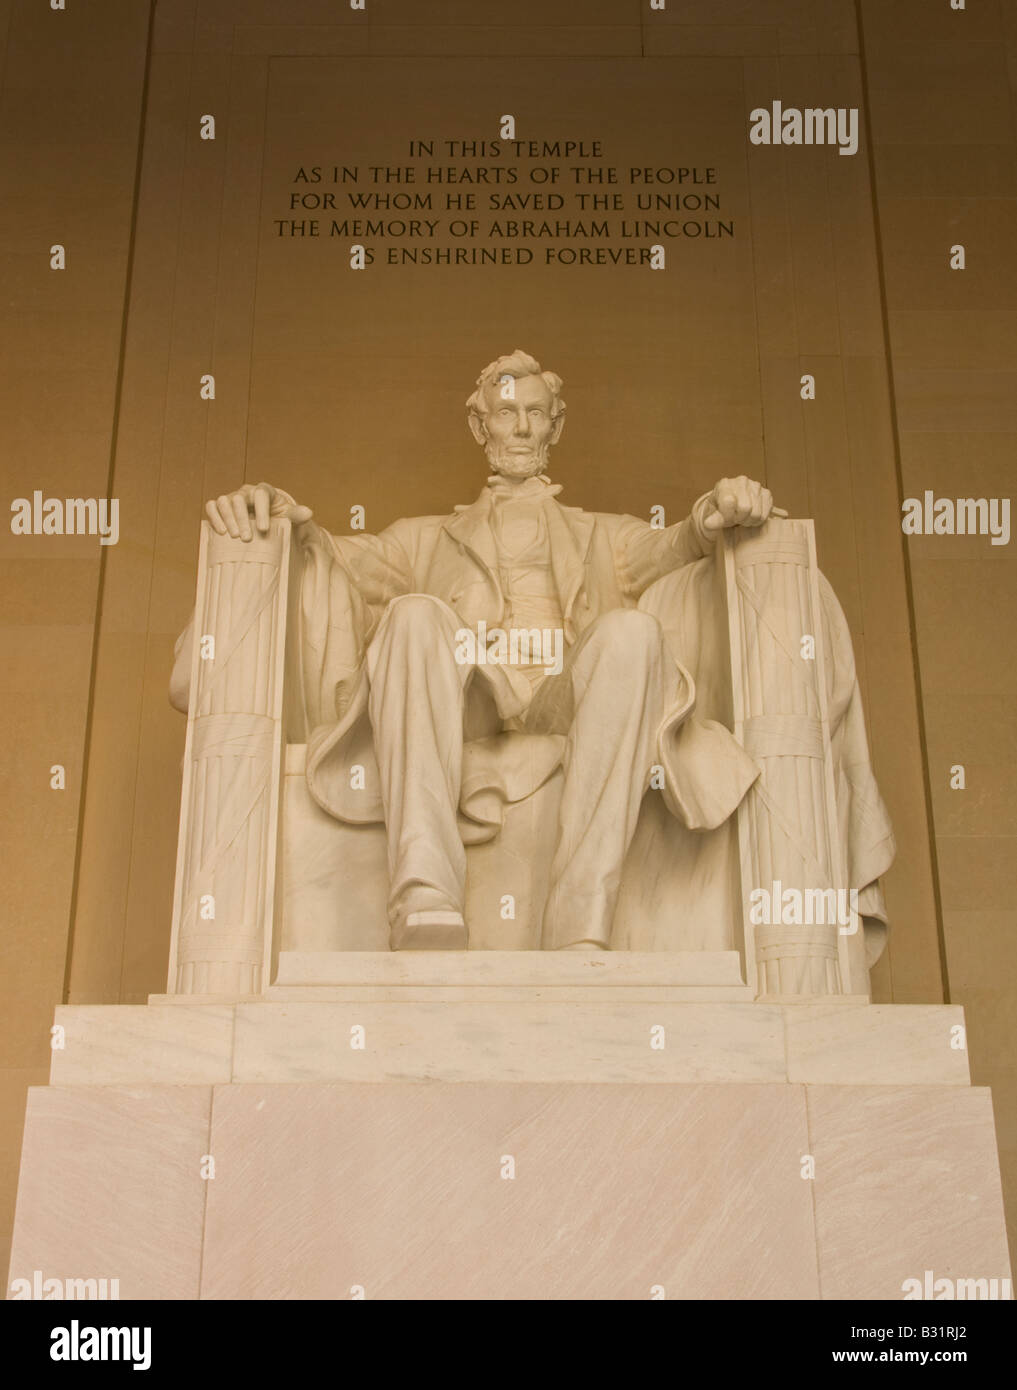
(720, 518, 856, 997)
(167, 519, 292, 995)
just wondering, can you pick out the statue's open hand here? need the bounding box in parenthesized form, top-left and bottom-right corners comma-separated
(205, 483, 313, 541)
(701, 476, 775, 534)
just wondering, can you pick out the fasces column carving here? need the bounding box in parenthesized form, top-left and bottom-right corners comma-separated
(721, 519, 859, 997)
(168, 519, 292, 995)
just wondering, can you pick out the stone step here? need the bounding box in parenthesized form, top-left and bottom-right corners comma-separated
(47, 999, 972, 1087)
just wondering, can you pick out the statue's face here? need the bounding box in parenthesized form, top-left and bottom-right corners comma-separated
(476, 373, 559, 478)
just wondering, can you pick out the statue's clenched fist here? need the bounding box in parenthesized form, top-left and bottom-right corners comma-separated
(701, 476, 777, 534)
(205, 483, 313, 541)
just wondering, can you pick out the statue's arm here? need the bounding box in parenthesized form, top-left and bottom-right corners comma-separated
(613, 496, 714, 596)
(200, 478, 414, 602)
(170, 484, 414, 717)
(313, 520, 415, 612)
(615, 476, 774, 596)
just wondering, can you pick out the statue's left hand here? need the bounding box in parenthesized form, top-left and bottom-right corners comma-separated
(700, 476, 775, 534)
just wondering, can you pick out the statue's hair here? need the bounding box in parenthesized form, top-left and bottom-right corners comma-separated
(466, 349, 566, 431)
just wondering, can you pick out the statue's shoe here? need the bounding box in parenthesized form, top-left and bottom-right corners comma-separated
(390, 910, 468, 951)
(559, 940, 608, 951)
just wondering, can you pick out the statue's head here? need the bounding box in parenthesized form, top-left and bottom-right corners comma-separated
(466, 350, 566, 479)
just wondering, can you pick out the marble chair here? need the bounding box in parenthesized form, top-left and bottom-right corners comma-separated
(167, 515, 892, 999)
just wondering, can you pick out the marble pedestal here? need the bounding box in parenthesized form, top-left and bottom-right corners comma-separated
(7, 955, 1012, 1300)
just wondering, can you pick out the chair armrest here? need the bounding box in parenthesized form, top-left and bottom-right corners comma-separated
(720, 517, 867, 997)
(167, 518, 295, 995)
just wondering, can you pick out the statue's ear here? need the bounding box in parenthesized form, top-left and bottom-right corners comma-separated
(550, 411, 566, 445)
(468, 412, 488, 447)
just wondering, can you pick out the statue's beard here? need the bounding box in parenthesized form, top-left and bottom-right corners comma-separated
(484, 439, 551, 479)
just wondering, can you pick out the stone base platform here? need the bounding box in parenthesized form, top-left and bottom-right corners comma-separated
(6, 968, 1013, 1299)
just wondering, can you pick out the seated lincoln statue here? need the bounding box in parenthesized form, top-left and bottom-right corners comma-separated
(176, 349, 894, 979)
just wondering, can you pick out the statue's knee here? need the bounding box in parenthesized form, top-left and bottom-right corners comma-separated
(382, 593, 455, 643)
(593, 607, 662, 658)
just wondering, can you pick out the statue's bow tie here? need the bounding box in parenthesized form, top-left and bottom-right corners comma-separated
(483, 475, 562, 501)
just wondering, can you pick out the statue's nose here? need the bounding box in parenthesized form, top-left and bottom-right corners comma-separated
(514, 413, 531, 436)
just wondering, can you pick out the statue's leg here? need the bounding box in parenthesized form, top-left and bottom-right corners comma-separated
(535, 608, 672, 950)
(366, 594, 470, 950)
